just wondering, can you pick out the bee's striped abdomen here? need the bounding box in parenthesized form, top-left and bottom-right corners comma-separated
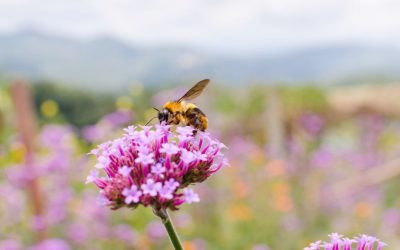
(185, 106, 208, 131)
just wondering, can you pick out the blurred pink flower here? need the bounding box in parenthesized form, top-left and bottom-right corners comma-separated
(28, 239, 70, 250)
(147, 221, 166, 239)
(252, 244, 270, 250)
(300, 112, 325, 137)
(67, 223, 89, 244)
(310, 148, 334, 168)
(0, 239, 22, 250)
(113, 224, 137, 246)
(82, 110, 133, 143)
(31, 215, 46, 231)
(383, 208, 400, 229)
(102, 110, 133, 127)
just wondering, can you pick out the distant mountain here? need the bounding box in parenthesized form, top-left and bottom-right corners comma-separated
(0, 31, 399, 91)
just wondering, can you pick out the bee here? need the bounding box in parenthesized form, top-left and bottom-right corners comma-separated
(152, 79, 210, 131)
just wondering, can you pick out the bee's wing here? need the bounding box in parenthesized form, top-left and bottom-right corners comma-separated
(177, 79, 210, 102)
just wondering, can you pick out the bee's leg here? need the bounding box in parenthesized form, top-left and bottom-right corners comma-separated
(174, 112, 184, 125)
(168, 112, 181, 125)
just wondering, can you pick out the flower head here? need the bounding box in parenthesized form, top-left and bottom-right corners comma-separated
(305, 233, 387, 250)
(87, 125, 228, 210)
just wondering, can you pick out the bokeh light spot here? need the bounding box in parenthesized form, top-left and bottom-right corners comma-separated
(116, 96, 133, 110)
(40, 100, 59, 118)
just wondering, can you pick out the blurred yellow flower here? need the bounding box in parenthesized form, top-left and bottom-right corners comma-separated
(183, 241, 196, 250)
(144, 108, 157, 122)
(10, 141, 26, 162)
(233, 180, 249, 198)
(0, 89, 12, 110)
(354, 201, 372, 218)
(272, 182, 290, 194)
(273, 194, 293, 212)
(137, 235, 151, 250)
(129, 82, 144, 96)
(271, 182, 293, 212)
(228, 204, 254, 221)
(266, 160, 286, 177)
(40, 99, 59, 118)
(116, 96, 133, 110)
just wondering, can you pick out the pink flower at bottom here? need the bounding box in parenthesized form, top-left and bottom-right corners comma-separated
(87, 124, 228, 210)
(304, 233, 387, 250)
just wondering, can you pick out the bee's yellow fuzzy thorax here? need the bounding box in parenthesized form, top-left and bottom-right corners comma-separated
(163, 101, 184, 112)
(163, 101, 197, 113)
(184, 103, 197, 111)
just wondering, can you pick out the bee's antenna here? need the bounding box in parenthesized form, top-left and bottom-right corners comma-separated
(145, 116, 158, 126)
(153, 107, 160, 112)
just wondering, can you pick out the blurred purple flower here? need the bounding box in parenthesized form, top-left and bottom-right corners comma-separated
(47, 192, 71, 224)
(174, 213, 192, 228)
(28, 239, 70, 250)
(31, 215, 46, 231)
(81, 110, 133, 143)
(383, 208, 400, 229)
(81, 125, 105, 143)
(102, 110, 133, 127)
(0, 239, 22, 250)
(345, 151, 381, 169)
(40, 125, 74, 152)
(252, 244, 270, 250)
(310, 148, 334, 168)
(147, 221, 166, 239)
(113, 224, 137, 246)
(192, 238, 208, 250)
(5, 165, 38, 187)
(300, 112, 325, 137)
(67, 223, 89, 244)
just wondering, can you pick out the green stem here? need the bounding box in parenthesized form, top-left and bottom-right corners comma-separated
(160, 209, 184, 250)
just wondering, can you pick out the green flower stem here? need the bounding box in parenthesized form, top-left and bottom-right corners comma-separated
(160, 209, 184, 250)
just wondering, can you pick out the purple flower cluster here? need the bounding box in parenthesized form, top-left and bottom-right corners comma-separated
(304, 233, 387, 250)
(87, 124, 228, 211)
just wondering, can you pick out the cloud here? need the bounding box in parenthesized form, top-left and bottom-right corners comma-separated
(0, 0, 399, 53)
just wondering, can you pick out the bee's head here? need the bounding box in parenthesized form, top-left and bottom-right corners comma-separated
(154, 107, 170, 123)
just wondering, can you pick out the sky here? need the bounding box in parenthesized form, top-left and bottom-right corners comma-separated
(0, 0, 400, 54)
